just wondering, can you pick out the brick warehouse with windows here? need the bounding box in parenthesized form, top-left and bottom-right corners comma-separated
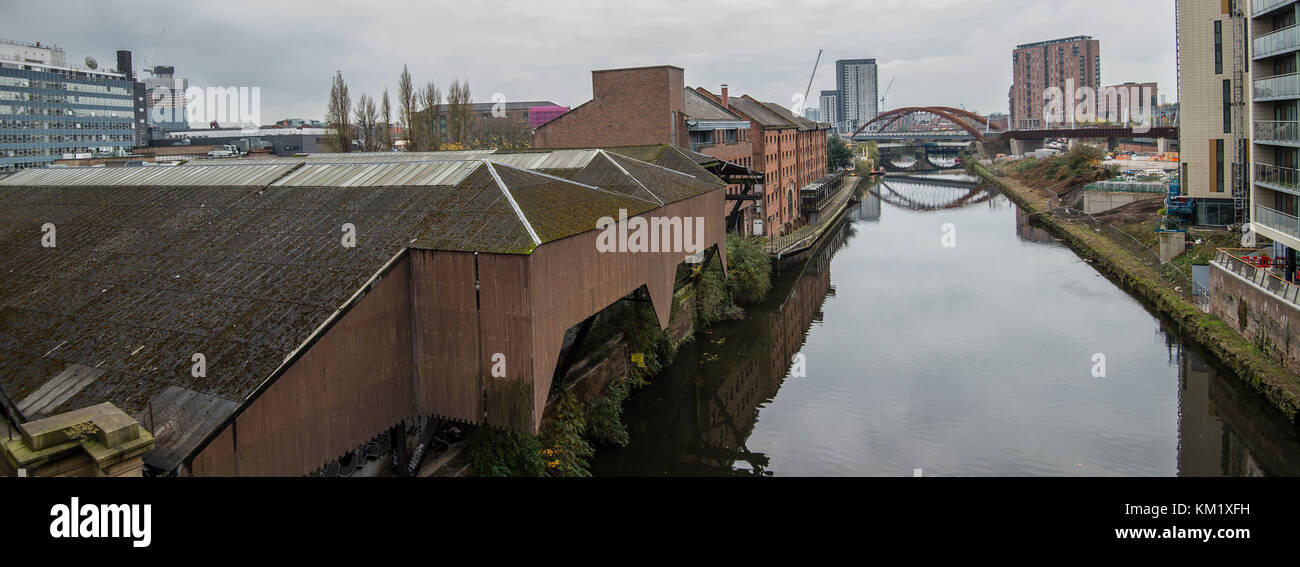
(693, 87, 830, 236)
(532, 64, 830, 237)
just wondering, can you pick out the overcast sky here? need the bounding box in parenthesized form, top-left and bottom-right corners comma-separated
(3, 0, 1177, 121)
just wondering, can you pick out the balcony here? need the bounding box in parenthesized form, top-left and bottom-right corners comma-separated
(1255, 120, 1300, 146)
(1255, 163, 1300, 195)
(1255, 204, 1300, 242)
(1255, 24, 1300, 60)
(1254, 0, 1298, 17)
(1254, 73, 1300, 101)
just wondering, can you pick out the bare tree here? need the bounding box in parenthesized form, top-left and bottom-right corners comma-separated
(446, 79, 473, 147)
(397, 64, 416, 151)
(380, 88, 393, 151)
(419, 81, 442, 151)
(354, 93, 379, 152)
(326, 70, 352, 153)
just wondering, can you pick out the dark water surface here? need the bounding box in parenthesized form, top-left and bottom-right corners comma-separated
(591, 174, 1300, 477)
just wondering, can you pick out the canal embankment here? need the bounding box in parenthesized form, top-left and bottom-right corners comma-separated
(971, 161, 1300, 422)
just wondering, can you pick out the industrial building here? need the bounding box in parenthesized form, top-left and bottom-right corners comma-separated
(0, 145, 728, 476)
(0, 39, 146, 173)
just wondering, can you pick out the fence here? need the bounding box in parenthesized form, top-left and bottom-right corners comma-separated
(1213, 248, 1300, 307)
(1083, 181, 1167, 194)
(765, 176, 859, 256)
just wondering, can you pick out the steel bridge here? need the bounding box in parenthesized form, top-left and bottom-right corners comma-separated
(850, 106, 1177, 150)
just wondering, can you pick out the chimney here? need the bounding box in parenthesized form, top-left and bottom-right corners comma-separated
(720, 84, 729, 110)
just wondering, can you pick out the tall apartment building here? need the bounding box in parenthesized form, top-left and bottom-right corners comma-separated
(1250, 0, 1300, 271)
(835, 59, 878, 133)
(1010, 36, 1101, 129)
(0, 39, 142, 172)
(819, 90, 839, 131)
(1177, 1, 1246, 227)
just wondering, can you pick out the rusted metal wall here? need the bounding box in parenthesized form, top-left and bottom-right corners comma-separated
(476, 253, 534, 430)
(190, 420, 235, 476)
(411, 250, 481, 423)
(192, 257, 414, 476)
(190, 187, 727, 473)
(525, 190, 726, 425)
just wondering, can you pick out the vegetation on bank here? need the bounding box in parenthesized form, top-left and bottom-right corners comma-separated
(972, 163, 1300, 422)
(694, 234, 773, 328)
(999, 144, 1116, 191)
(466, 235, 774, 476)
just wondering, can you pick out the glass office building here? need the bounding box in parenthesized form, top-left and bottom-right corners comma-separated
(0, 39, 140, 173)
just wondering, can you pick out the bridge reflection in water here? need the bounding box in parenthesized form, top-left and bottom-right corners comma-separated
(592, 176, 1300, 477)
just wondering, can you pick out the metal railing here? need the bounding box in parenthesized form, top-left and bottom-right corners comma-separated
(1255, 162, 1300, 193)
(1255, 73, 1300, 100)
(1255, 204, 1300, 241)
(1255, 24, 1300, 59)
(1254, 0, 1298, 17)
(1214, 248, 1300, 306)
(1255, 120, 1300, 144)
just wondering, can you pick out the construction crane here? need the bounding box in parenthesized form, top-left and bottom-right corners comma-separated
(879, 77, 896, 112)
(802, 49, 823, 119)
(142, 28, 165, 70)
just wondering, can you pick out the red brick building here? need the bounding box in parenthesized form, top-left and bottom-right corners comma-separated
(532, 65, 690, 148)
(694, 88, 830, 236)
(1010, 36, 1101, 129)
(533, 65, 830, 236)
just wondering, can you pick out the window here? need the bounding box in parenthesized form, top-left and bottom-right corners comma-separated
(1223, 79, 1232, 134)
(1214, 139, 1225, 193)
(1214, 21, 1223, 75)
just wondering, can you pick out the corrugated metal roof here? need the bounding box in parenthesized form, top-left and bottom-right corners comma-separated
(0, 164, 295, 186)
(140, 385, 240, 471)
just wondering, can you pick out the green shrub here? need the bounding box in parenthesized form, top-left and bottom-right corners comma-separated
(586, 376, 635, 446)
(466, 427, 546, 477)
(538, 393, 594, 477)
(725, 234, 772, 303)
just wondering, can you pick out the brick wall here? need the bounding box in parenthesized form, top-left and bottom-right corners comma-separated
(533, 66, 687, 149)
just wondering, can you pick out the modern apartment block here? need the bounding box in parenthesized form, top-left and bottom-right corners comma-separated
(1096, 81, 1160, 120)
(819, 90, 839, 131)
(834, 59, 878, 133)
(1250, 0, 1300, 266)
(143, 65, 188, 131)
(0, 39, 143, 172)
(1010, 36, 1101, 129)
(1176, 1, 1247, 226)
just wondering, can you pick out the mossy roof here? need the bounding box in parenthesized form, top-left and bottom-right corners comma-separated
(0, 147, 723, 471)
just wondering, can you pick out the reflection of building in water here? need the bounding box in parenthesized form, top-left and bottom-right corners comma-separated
(850, 188, 881, 222)
(606, 219, 855, 475)
(1177, 341, 1300, 476)
(1015, 208, 1055, 244)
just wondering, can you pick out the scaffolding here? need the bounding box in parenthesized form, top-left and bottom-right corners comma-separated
(1230, 1, 1249, 225)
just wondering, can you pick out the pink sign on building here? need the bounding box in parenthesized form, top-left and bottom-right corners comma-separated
(529, 105, 570, 129)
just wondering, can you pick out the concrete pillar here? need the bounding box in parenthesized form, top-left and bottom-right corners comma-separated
(1068, 138, 1081, 150)
(1159, 231, 1186, 263)
(1157, 137, 1170, 154)
(1010, 138, 1044, 156)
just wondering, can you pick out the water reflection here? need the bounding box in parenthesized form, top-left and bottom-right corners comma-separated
(591, 177, 1300, 477)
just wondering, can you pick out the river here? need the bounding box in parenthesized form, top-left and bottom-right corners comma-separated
(591, 173, 1300, 477)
